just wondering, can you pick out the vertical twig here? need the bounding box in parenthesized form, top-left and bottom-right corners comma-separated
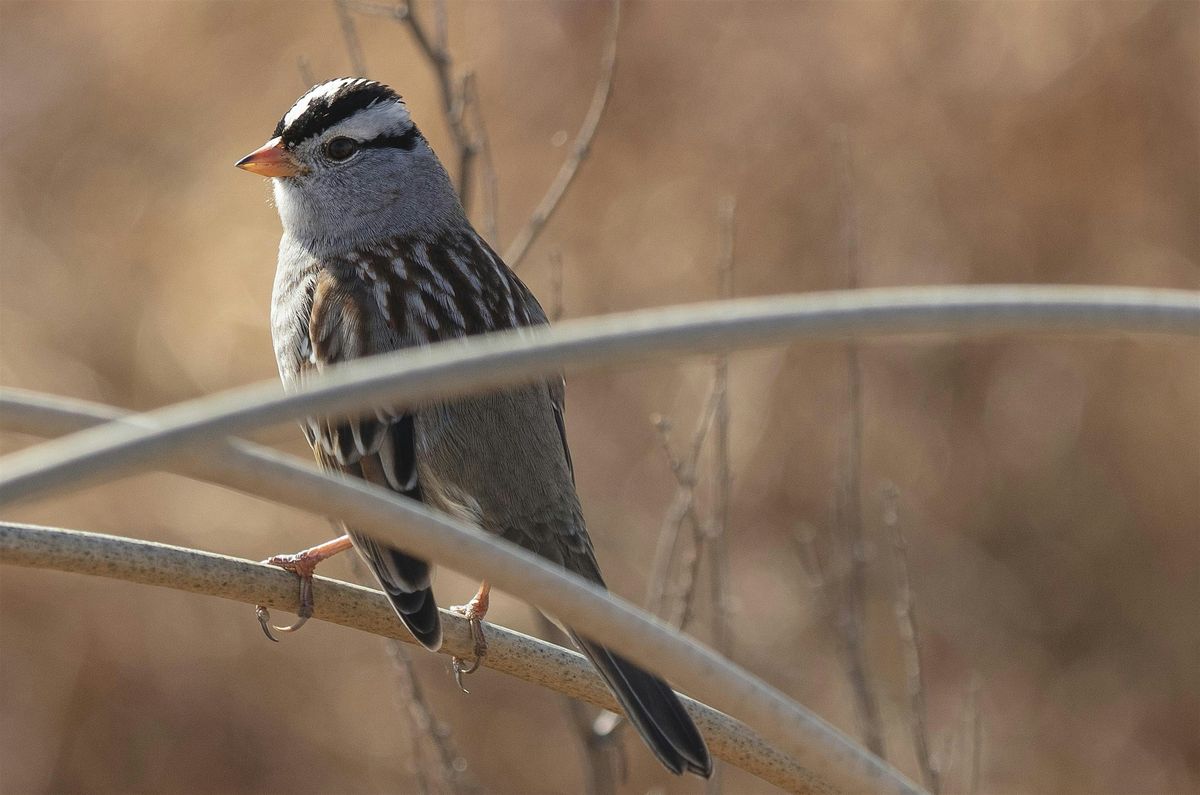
(404, 0, 476, 207)
(830, 123, 886, 758)
(297, 56, 317, 89)
(966, 674, 983, 795)
(704, 197, 737, 794)
(386, 641, 481, 795)
(335, 0, 369, 76)
(789, 522, 828, 591)
(547, 250, 566, 323)
(346, 551, 477, 794)
(708, 196, 736, 654)
(349, 0, 479, 209)
(503, 0, 621, 269)
(883, 484, 939, 794)
(643, 391, 719, 621)
(463, 72, 501, 244)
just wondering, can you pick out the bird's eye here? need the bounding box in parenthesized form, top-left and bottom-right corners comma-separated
(325, 137, 360, 162)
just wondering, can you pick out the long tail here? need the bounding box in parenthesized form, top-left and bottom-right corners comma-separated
(352, 532, 442, 650)
(570, 630, 712, 777)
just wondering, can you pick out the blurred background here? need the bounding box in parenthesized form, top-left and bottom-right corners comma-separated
(1, 1, 1197, 793)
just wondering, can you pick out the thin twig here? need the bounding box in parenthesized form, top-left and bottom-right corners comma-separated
(343, 549, 475, 794)
(297, 56, 317, 89)
(882, 484, 939, 794)
(387, 641, 480, 795)
(503, 0, 620, 269)
(830, 123, 886, 758)
(405, 0, 476, 206)
(704, 197, 738, 794)
(644, 389, 720, 619)
(707, 196, 736, 654)
(966, 675, 982, 795)
(463, 71, 500, 244)
(789, 523, 827, 591)
(335, 0, 369, 76)
(651, 409, 712, 633)
(548, 250, 566, 323)
(350, 0, 478, 208)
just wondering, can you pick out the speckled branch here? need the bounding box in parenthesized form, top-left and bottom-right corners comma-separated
(0, 521, 815, 793)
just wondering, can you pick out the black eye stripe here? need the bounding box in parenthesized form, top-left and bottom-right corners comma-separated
(361, 126, 423, 152)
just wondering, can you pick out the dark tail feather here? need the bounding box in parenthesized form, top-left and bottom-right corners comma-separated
(570, 631, 712, 778)
(352, 532, 443, 650)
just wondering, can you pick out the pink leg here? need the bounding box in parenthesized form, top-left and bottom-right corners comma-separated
(256, 535, 355, 641)
(449, 581, 491, 692)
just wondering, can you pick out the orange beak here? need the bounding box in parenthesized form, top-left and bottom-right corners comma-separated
(235, 137, 308, 177)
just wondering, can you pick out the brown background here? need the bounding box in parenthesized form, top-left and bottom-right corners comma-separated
(1, 1, 1197, 793)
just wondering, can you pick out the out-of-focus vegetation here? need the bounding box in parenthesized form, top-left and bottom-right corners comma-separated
(1, 2, 1196, 793)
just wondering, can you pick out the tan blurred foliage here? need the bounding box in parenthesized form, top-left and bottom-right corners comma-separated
(1, 1, 1197, 793)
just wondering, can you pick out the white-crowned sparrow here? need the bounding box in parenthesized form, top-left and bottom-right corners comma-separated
(236, 77, 711, 778)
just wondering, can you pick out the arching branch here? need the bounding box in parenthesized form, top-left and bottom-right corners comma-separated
(0, 390, 920, 795)
(2, 286, 1194, 507)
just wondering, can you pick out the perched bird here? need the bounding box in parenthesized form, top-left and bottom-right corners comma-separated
(236, 77, 711, 778)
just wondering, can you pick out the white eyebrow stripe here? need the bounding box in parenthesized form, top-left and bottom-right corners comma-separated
(320, 101, 412, 142)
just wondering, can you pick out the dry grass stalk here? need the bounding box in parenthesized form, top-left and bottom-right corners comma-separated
(829, 123, 886, 758)
(503, 0, 620, 269)
(882, 484, 939, 794)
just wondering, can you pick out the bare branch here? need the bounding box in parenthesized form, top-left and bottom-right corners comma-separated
(463, 72, 500, 244)
(0, 521, 829, 794)
(297, 55, 317, 89)
(789, 522, 828, 591)
(644, 390, 719, 621)
(404, 0, 475, 206)
(705, 197, 738, 794)
(882, 484, 939, 794)
(335, 0, 369, 76)
(966, 675, 983, 795)
(0, 392, 923, 795)
(2, 286, 1193, 508)
(707, 196, 736, 654)
(386, 641, 480, 795)
(503, 0, 621, 269)
(344, 548, 477, 795)
(547, 250, 566, 323)
(348, 0, 478, 208)
(829, 123, 885, 758)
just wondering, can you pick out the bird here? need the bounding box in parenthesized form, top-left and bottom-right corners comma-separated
(235, 77, 712, 778)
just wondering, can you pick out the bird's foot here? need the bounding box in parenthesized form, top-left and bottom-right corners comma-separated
(449, 582, 491, 693)
(255, 535, 353, 641)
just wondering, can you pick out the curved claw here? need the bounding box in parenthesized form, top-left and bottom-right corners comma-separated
(256, 604, 310, 642)
(255, 554, 317, 642)
(257, 605, 280, 642)
(274, 614, 311, 633)
(449, 604, 489, 693)
(452, 656, 479, 693)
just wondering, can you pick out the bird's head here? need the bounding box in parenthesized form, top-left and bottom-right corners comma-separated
(237, 78, 462, 250)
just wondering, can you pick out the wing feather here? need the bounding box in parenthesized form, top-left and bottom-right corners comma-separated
(303, 269, 440, 649)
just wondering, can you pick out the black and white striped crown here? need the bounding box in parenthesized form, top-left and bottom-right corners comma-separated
(274, 78, 411, 148)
